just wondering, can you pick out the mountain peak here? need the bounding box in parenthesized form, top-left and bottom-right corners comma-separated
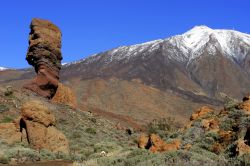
(187, 25, 213, 33)
(169, 25, 250, 63)
(64, 26, 250, 68)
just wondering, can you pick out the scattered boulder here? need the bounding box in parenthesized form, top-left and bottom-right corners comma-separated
(190, 106, 214, 121)
(51, 83, 77, 108)
(138, 134, 150, 149)
(149, 134, 181, 153)
(138, 134, 180, 153)
(137, 93, 250, 157)
(201, 118, 219, 131)
(24, 18, 62, 99)
(237, 139, 250, 156)
(237, 100, 250, 114)
(182, 94, 250, 157)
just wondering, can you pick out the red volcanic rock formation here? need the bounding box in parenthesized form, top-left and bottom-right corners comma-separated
(0, 100, 69, 153)
(20, 100, 69, 153)
(51, 83, 77, 108)
(190, 106, 214, 121)
(138, 134, 181, 153)
(24, 18, 62, 99)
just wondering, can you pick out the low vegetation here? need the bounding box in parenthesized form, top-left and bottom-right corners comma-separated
(0, 87, 249, 165)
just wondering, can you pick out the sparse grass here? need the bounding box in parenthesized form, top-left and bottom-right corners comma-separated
(219, 117, 235, 131)
(0, 85, 249, 165)
(0, 104, 9, 113)
(39, 149, 56, 160)
(1, 116, 14, 123)
(146, 117, 181, 138)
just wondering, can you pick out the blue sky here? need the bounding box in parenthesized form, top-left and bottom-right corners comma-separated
(0, 0, 249, 68)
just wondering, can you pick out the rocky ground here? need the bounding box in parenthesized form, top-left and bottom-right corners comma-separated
(0, 85, 249, 165)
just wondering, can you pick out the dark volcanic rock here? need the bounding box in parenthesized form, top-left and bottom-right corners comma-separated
(24, 18, 62, 98)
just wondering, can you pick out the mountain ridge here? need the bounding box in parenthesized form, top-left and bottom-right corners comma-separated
(60, 26, 250, 100)
(1, 25, 250, 125)
(62, 25, 250, 68)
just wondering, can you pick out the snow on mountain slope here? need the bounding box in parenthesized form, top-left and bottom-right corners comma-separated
(170, 26, 250, 63)
(74, 26, 250, 66)
(0, 67, 8, 71)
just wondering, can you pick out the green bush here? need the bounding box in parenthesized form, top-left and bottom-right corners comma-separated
(0, 155, 9, 164)
(0, 104, 9, 113)
(239, 116, 250, 128)
(72, 132, 82, 139)
(219, 118, 235, 131)
(39, 149, 56, 160)
(5, 147, 40, 162)
(181, 127, 204, 145)
(235, 154, 250, 165)
(205, 131, 219, 141)
(228, 108, 244, 119)
(146, 117, 180, 138)
(224, 98, 238, 110)
(4, 86, 13, 97)
(85, 128, 97, 135)
(69, 154, 85, 162)
(224, 143, 237, 158)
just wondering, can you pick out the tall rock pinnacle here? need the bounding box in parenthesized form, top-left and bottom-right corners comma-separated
(24, 18, 62, 98)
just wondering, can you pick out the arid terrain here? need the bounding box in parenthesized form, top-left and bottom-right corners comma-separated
(0, 19, 250, 165)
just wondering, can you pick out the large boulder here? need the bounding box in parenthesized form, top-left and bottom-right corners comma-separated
(149, 134, 181, 153)
(201, 118, 220, 131)
(138, 134, 149, 149)
(138, 134, 181, 153)
(24, 18, 62, 99)
(21, 100, 55, 127)
(0, 100, 69, 154)
(190, 106, 214, 121)
(20, 100, 69, 153)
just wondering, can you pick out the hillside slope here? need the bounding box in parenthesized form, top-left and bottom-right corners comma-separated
(1, 26, 250, 125)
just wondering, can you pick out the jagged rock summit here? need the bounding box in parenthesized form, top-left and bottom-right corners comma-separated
(23, 18, 77, 108)
(24, 18, 62, 99)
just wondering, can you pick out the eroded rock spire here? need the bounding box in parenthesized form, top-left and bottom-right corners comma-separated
(24, 18, 62, 98)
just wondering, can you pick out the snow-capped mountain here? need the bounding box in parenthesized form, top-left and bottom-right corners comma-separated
(168, 25, 250, 63)
(67, 25, 250, 67)
(61, 26, 250, 103)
